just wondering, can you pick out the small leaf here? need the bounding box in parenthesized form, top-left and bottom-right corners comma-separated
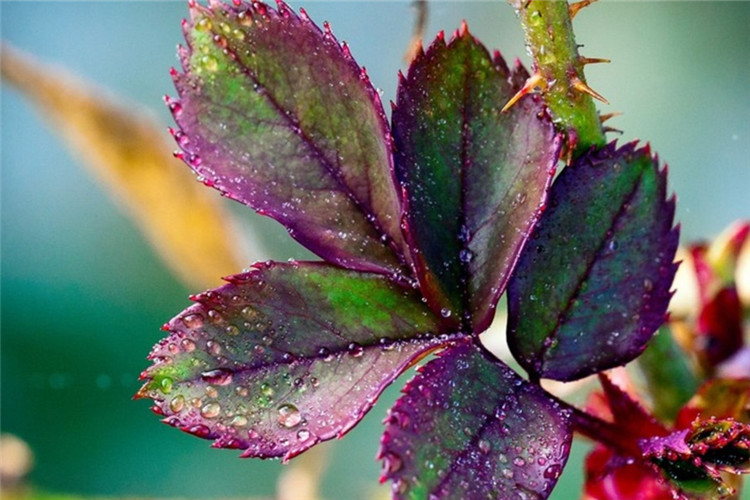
(0, 43, 245, 289)
(379, 341, 572, 499)
(508, 141, 679, 381)
(172, 1, 407, 276)
(392, 29, 559, 330)
(139, 262, 451, 461)
(637, 326, 699, 423)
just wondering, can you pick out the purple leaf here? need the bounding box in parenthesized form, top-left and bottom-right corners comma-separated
(508, 141, 679, 381)
(138, 262, 452, 461)
(379, 341, 572, 499)
(392, 27, 560, 331)
(170, 1, 407, 276)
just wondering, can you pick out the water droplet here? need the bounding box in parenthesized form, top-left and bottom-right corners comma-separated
(207, 309, 224, 324)
(260, 383, 274, 397)
(201, 55, 218, 72)
(643, 278, 654, 291)
(478, 439, 491, 453)
(242, 306, 261, 321)
(180, 338, 196, 352)
(159, 377, 173, 394)
(515, 191, 527, 205)
(196, 17, 213, 31)
(169, 395, 185, 413)
(277, 403, 302, 428)
(207, 340, 223, 356)
(296, 429, 311, 441)
(347, 342, 364, 358)
(232, 28, 245, 41)
(225, 325, 239, 336)
(513, 456, 526, 467)
(310, 377, 320, 388)
(230, 415, 248, 428)
(458, 225, 471, 243)
(201, 402, 221, 419)
(205, 386, 218, 399)
(608, 239, 618, 251)
(459, 249, 474, 263)
(440, 308, 452, 318)
(317, 346, 333, 361)
(182, 313, 203, 329)
(201, 368, 234, 386)
(543, 464, 562, 479)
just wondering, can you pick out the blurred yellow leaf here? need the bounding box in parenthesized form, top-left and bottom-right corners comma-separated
(1, 43, 246, 289)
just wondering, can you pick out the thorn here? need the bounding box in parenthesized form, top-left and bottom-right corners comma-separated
(569, 0, 598, 20)
(571, 76, 609, 104)
(459, 19, 469, 36)
(599, 111, 622, 123)
(340, 41, 352, 59)
(604, 126, 623, 134)
(501, 73, 545, 112)
(580, 56, 611, 65)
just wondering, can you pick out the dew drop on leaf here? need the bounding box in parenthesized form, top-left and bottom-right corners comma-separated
(159, 377, 173, 394)
(478, 439, 491, 453)
(180, 338, 196, 352)
(348, 342, 364, 358)
(277, 403, 302, 428)
(201, 402, 221, 419)
(230, 415, 248, 428)
(543, 464, 562, 479)
(200, 368, 234, 386)
(169, 395, 185, 413)
(182, 313, 203, 329)
(296, 429, 311, 441)
(260, 383, 274, 397)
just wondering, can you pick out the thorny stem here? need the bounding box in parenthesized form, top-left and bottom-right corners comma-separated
(547, 392, 642, 458)
(508, 0, 607, 157)
(567, 403, 642, 457)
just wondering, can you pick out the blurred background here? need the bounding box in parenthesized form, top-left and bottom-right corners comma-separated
(2, 1, 749, 498)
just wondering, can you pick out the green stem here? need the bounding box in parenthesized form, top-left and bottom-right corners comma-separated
(510, 0, 606, 156)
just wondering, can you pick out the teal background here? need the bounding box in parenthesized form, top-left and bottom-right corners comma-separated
(2, 1, 748, 498)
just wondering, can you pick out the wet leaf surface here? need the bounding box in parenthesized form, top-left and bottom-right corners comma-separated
(139, 262, 453, 461)
(379, 341, 572, 499)
(171, 1, 407, 275)
(392, 28, 559, 330)
(508, 141, 679, 381)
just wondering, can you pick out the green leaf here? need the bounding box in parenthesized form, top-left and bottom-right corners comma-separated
(392, 28, 559, 331)
(379, 341, 572, 499)
(507, 141, 679, 381)
(638, 326, 699, 423)
(171, 1, 407, 276)
(138, 262, 450, 461)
